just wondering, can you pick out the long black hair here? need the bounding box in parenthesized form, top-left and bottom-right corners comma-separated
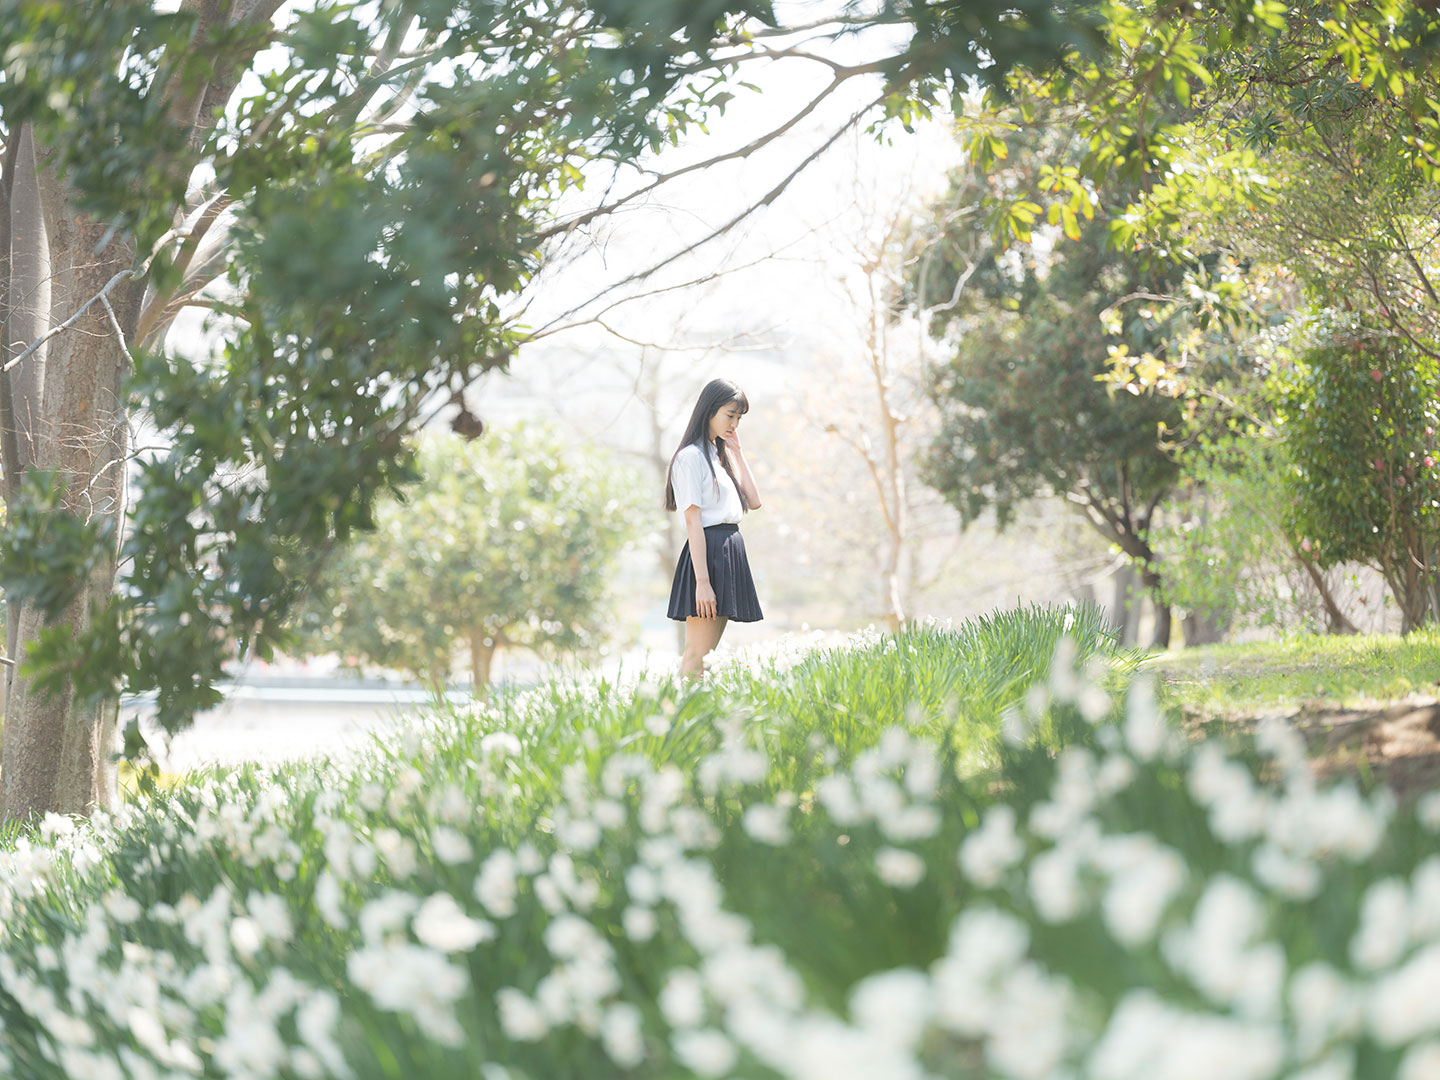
(664, 378, 751, 512)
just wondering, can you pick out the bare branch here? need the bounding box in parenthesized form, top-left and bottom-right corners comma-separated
(524, 245, 810, 347)
(827, 422, 896, 535)
(5, 224, 193, 374)
(99, 294, 135, 369)
(535, 95, 884, 338)
(136, 191, 233, 343)
(533, 69, 882, 245)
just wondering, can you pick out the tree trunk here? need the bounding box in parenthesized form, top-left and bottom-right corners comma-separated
(1292, 546, 1358, 634)
(1112, 563, 1138, 646)
(1140, 565, 1171, 649)
(0, 132, 138, 820)
(1182, 609, 1230, 647)
(469, 630, 497, 697)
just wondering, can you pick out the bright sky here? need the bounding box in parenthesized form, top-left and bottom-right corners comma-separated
(477, 2, 968, 443)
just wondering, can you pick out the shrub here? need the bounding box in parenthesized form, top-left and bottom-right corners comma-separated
(1281, 317, 1440, 631)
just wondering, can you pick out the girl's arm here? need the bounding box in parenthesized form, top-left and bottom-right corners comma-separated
(684, 505, 717, 617)
(724, 435, 762, 509)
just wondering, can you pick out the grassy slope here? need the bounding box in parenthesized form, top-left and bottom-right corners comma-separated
(4, 607, 1440, 1078)
(1147, 627, 1440, 714)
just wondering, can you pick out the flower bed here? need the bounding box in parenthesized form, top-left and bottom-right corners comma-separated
(1, 605, 1434, 1079)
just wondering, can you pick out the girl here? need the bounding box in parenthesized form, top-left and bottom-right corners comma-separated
(664, 378, 763, 678)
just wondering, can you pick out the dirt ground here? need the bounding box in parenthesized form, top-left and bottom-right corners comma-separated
(1178, 695, 1440, 798)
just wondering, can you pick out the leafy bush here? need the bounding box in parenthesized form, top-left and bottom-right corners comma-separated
(1155, 433, 1348, 636)
(295, 425, 643, 691)
(2, 605, 1439, 1079)
(1281, 317, 1440, 631)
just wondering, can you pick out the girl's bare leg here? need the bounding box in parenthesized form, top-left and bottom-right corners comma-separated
(681, 616, 728, 679)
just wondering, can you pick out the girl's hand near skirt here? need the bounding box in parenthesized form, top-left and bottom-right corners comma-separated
(695, 580, 717, 618)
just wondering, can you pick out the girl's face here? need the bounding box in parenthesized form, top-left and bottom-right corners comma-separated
(708, 400, 744, 442)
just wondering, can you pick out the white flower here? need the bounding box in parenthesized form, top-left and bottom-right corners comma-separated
(602, 1001, 646, 1068)
(479, 731, 523, 759)
(414, 893, 494, 952)
(1087, 991, 1284, 1080)
(960, 805, 1024, 888)
(102, 890, 143, 925)
(1369, 944, 1440, 1046)
(1123, 677, 1169, 761)
(358, 890, 419, 945)
(371, 828, 418, 879)
(815, 775, 864, 825)
(672, 1028, 737, 1078)
(1412, 857, 1440, 943)
(496, 987, 548, 1041)
(295, 991, 349, 1076)
(881, 805, 941, 842)
(1252, 844, 1322, 900)
(874, 847, 926, 888)
(1029, 846, 1084, 923)
(849, 968, 932, 1050)
(431, 827, 474, 866)
(932, 908, 1031, 1036)
(229, 917, 263, 960)
(1351, 877, 1410, 971)
(314, 871, 348, 929)
(39, 813, 75, 843)
(593, 799, 627, 830)
(1289, 963, 1360, 1061)
(623, 905, 657, 942)
(986, 964, 1074, 1080)
(545, 914, 605, 961)
(1255, 716, 1309, 775)
(559, 817, 602, 852)
(1166, 876, 1278, 1014)
(474, 848, 520, 918)
(349, 943, 468, 1045)
(743, 804, 790, 846)
(515, 842, 544, 875)
(1099, 839, 1186, 948)
(247, 891, 294, 944)
(1287, 1052, 1357, 1080)
(1417, 790, 1440, 832)
(1401, 1041, 1440, 1080)
(660, 969, 707, 1028)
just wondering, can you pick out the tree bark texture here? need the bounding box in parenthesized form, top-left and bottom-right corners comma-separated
(0, 129, 139, 819)
(0, 3, 289, 818)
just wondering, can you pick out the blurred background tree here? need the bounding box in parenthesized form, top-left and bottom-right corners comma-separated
(911, 125, 1249, 647)
(297, 425, 640, 694)
(1277, 319, 1440, 632)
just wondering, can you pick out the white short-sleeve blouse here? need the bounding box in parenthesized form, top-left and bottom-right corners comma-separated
(671, 442, 743, 527)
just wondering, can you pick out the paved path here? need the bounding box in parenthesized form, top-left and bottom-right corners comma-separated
(126, 632, 852, 772)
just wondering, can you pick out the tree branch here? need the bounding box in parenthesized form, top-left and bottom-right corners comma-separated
(5, 224, 192, 374)
(136, 191, 233, 344)
(533, 69, 875, 245)
(536, 94, 884, 337)
(827, 422, 896, 535)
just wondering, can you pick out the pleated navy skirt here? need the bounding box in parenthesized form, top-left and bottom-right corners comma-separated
(667, 524, 764, 622)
